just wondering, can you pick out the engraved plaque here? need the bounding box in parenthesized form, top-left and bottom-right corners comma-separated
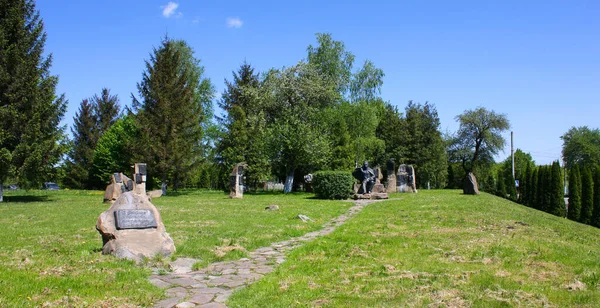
(137, 164, 147, 175)
(114, 210, 157, 230)
(114, 173, 122, 183)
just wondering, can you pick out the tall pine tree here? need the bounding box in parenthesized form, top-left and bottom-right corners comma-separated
(567, 166, 582, 221)
(0, 0, 67, 201)
(217, 61, 268, 189)
(64, 99, 96, 188)
(133, 37, 214, 190)
(580, 166, 594, 224)
(92, 88, 120, 135)
(530, 167, 539, 208)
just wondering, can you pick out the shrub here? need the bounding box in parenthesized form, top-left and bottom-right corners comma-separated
(313, 171, 354, 200)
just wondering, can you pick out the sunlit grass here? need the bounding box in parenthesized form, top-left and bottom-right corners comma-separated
(229, 190, 600, 307)
(0, 189, 351, 307)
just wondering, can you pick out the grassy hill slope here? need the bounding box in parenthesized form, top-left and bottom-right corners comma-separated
(229, 190, 600, 307)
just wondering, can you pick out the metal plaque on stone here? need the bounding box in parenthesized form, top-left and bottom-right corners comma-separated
(114, 173, 122, 183)
(114, 209, 157, 230)
(138, 164, 147, 175)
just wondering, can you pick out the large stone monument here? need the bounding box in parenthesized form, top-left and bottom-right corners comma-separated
(397, 164, 417, 193)
(96, 163, 175, 263)
(352, 161, 388, 199)
(103, 172, 133, 204)
(463, 172, 480, 195)
(229, 162, 247, 199)
(385, 159, 396, 193)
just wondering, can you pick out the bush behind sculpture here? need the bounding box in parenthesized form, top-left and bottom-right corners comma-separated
(313, 171, 354, 200)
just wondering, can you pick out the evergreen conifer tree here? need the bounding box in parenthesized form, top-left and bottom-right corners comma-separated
(133, 37, 214, 190)
(548, 161, 566, 217)
(591, 167, 600, 227)
(530, 167, 539, 208)
(0, 0, 67, 201)
(92, 88, 120, 135)
(521, 164, 532, 205)
(535, 166, 546, 210)
(567, 166, 582, 221)
(506, 172, 517, 201)
(496, 172, 506, 198)
(64, 99, 96, 188)
(580, 166, 594, 224)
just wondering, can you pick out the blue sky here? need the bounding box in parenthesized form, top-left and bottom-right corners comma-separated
(37, 0, 599, 165)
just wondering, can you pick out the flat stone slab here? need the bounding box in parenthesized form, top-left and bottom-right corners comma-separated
(170, 258, 199, 274)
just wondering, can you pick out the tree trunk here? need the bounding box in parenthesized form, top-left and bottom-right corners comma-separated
(0, 180, 3, 202)
(284, 169, 294, 193)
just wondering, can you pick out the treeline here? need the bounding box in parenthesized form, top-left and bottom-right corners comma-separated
(62, 33, 450, 191)
(2, 0, 514, 198)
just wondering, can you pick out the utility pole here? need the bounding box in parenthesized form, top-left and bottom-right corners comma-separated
(511, 131, 515, 180)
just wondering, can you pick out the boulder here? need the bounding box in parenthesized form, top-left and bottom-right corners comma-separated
(463, 173, 480, 195)
(96, 191, 175, 263)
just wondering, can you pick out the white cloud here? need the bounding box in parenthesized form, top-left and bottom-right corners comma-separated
(226, 17, 243, 28)
(161, 2, 179, 18)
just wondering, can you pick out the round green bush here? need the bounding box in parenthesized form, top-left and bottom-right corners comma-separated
(313, 171, 354, 200)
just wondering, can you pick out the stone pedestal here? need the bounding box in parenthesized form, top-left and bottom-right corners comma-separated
(96, 192, 175, 263)
(229, 163, 247, 199)
(397, 164, 417, 193)
(386, 174, 396, 193)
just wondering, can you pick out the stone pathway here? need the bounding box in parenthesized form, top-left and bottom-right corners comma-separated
(151, 199, 379, 308)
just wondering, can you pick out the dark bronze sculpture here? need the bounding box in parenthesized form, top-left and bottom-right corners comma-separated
(352, 161, 376, 194)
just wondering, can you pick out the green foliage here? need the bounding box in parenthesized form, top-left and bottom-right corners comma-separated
(580, 166, 594, 224)
(548, 161, 566, 217)
(530, 167, 539, 208)
(307, 33, 354, 96)
(0, 0, 67, 194)
(561, 126, 600, 170)
(496, 171, 507, 198)
(262, 62, 338, 187)
(567, 165, 582, 221)
(90, 116, 136, 188)
(312, 171, 354, 200)
(448, 107, 510, 173)
(132, 37, 214, 189)
(592, 167, 600, 227)
(217, 62, 269, 189)
(505, 173, 517, 201)
(403, 101, 448, 188)
(520, 164, 532, 205)
(536, 166, 548, 211)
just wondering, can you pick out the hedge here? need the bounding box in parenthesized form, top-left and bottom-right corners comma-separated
(312, 171, 354, 200)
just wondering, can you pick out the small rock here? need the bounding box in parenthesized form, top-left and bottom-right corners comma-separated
(297, 214, 312, 222)
(565, 280, 587, 291)
(175, 302, 196, 308)
(265, 205, 280, 211)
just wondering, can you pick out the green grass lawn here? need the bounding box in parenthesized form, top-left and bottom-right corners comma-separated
(228, 190, 600, 307)
(0, 189, 351, 307)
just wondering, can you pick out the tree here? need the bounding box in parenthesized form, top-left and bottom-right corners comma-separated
(92, 88, 121, 135)
(262, 62, 338, 192)
(90, 116, 137, 188)
(530, 167, 539, 208)
(64, 99, 96, 189)
(376, 103, 407, 176)
(567, 166, 582, 221)
(548, 161, 566, 217)
(217, 62, 269, 189)
(0, 0, 67, 201)
(403, 101, 447, 188)
(132, 37, 214, 190)
(449, 107, 510, 174)
(307, 33, 354, 96)
(536, 166, 548, 211)
(561, 126, 600, 170)
(580, 166, 594, 224)
(496, 171, 506, 198)
(592, 167, 600, 227)
(521, 164, 532, 206)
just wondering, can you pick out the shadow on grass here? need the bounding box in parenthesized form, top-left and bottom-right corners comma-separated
(2, 195, 51, 203)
